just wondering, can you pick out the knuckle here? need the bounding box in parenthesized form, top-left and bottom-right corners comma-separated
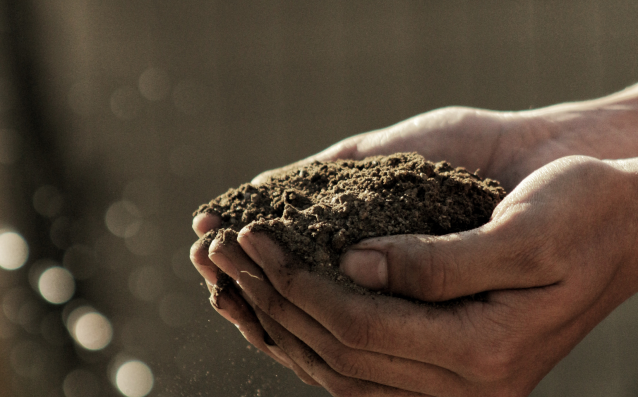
(266, 265, 296, 300)
(494, 210, 564, 284)
(257, 292, 283, 319)
(323, 348, 369, 379)
(331, 306, 374, 350)
(424, 257, 449, 301)
(386, 235, 453, 301)
(511, 223, 564, 283)
(334, 318, 369, 350)
(274, 272, 294, 298)
(410, 241, 452, 301)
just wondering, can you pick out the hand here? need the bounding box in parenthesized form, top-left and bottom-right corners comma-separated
(215, 156, 638, 396)
(191, 85, 638, 393)
(191, 105, 533, 383)
(191, 105, 532, 386)
(250, 87, 638, 192)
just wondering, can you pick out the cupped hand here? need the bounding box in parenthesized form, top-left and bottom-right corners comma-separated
(190, 106, 526, 383)
(190, 88, 638, 394)
(214, 156, 638, 396)
(191, 105, 531, 375)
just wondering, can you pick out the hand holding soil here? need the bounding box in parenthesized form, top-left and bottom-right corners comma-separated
(191, 85, 638, 396)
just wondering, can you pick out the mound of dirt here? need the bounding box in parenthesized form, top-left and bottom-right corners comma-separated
(195, 152, 505, 299)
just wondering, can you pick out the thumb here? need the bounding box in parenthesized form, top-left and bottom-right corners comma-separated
(339, 223, 561, 302)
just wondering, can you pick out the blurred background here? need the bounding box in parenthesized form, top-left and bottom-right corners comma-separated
(0, 1, 637, 396)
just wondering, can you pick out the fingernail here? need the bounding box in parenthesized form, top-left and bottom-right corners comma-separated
(340, 249, 388, 290)
(192, 212, 221, 238)
(192, 213, 207, 236)
(209, 251, 240, 281)
(237, 228, 263, 265)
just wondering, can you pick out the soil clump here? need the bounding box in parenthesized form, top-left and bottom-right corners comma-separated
(195, 152, 506, 299)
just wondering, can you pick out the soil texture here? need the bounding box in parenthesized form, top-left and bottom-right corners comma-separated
(195, 152, 506, 299)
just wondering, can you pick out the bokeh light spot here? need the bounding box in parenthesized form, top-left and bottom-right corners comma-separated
(70, 309, 113, 351)
(115, 360, 154, 397)
(38, 266, 75, 304)
(65, 304, 92, 329)
(0, 231, 29, 270)
(139, 68, 170, 101)
(105, 201, 142, 238)
(28, 259, 58, 291)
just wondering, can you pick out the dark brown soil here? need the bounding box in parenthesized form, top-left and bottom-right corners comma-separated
(195, 153, 505, 299)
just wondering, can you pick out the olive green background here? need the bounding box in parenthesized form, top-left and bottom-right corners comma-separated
(1, 1, 637, 396)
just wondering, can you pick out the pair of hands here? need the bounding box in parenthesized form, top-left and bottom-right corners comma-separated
(191, 90, 638, 396)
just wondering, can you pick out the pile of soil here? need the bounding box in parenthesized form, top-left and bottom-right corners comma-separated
(195, 152, 505, 298)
